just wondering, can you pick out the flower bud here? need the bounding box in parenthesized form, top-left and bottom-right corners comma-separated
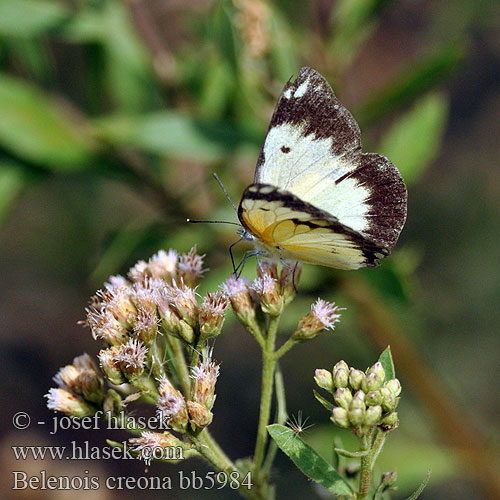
(45, 388, 95, 417)
(99, 347, 126, 385)
(79, 369, 105, 404)
(364, 405, 382, 426)
(199, 291, 228, 342)
(348, 391, 366, 426)
(157, 301, 180, 334)
(157, 376, 188, 433)
(190, 357, 220, 410)
(381, 469, 398, 487)
(380, 388, 397, 412)
(129, 249, 178, 282)
(133, 306, 158, 346)
(334, 387, 353, 410)
(164, 280, 199, 328)
(103, 389, 122, 416)
(251, 274, 284, 316)
(314, 369, 333, 392)
(130, 431, 185, 464)
(178, 247, 205, 287)
(187, 401, 213, 430)
(349, 368, 365, 391)
(222, 275, 257, 327)
(292, 299, 341, 341)
(105, 288, 137, 330)
(365, 390, 383, 406)
(280, 261, 301, 304)
(385, 378, 401, 397)
(257, 261, 279, 280)
(87, 305, 130, 346)
(333, 361, 349, 389)
(380, 411, 399, 430)
(331, 407, 349, 428)
(367, 362, 386, 383)
(114, 339, 148, 380)
(362, 371, 383, 393)
(348, 407, 365, 426)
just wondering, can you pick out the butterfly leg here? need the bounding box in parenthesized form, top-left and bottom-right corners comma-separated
(234, 250, 263, 278)
(228, 238, 244, 274)
(279, 259, 300, 292)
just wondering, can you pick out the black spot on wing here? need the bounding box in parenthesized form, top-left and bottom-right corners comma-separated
(255, 66, 361, 182)
(281, 146, 291, 153)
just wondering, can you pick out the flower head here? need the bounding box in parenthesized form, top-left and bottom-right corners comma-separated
(199, 291, 228, 341)
(129, 431, 184, 465)
(251, 273, 283, 316)
(157, 376, 188, 433)
(190, 356, 220, 410)
(292, 299, 342, 341)
(178, 246, 206, 287)
(114, 339, 148, 379)
(222, 274, 257, 327)
(45, 388, 95, 417)
(128, 249, 178, 283)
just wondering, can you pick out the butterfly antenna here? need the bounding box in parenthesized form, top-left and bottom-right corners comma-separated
(213, 173, 238, 213)
(187, 219, 241, 225)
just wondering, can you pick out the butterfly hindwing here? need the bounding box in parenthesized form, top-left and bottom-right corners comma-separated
(238, 184, 388, 270)
(253, 67, 407, 252)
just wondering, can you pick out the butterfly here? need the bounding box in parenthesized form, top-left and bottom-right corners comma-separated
(236, 66, 407, 270)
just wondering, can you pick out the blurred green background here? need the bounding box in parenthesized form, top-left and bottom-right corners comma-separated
(0, 0, 499, 499)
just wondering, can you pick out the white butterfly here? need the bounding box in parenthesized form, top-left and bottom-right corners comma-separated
(236, 67, 407, 270)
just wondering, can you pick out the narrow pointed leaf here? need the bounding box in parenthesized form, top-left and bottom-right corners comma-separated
(0, 74, 95, 169)
(378, 346, 395, 380)
(379, 92, 448, 185)
(313, 389, 334, 412)
(268, 424, 353, 496)
(404, 470, 431, 500)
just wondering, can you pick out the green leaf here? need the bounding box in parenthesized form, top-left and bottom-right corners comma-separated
(89, 222, 153, 287)
(313, 389, 334, 412)
(0, 74, 96, 170)
(0, 0, 69, 38)
(268, 424, 353, 496)
(268, 8, 299, 82)
(404, 470, 431, 500)
(331, 0, 394, 67)
(378, 92, 448, 185)
(92, 112, 256, 160)
(356, 43, 464, 127)
(378, 346, 395, 380)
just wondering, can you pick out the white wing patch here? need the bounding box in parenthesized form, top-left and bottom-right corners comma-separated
(256, 122, 370, 233)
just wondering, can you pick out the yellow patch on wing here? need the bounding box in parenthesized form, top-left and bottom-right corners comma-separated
(240, 198, 368, 269)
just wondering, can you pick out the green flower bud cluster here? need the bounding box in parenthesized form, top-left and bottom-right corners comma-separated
(315, 360, 401, 435)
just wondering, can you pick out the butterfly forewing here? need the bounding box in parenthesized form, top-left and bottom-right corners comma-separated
(252, 67, 407, 253)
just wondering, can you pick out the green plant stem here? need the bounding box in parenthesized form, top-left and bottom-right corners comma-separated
(370, 429, 387, 468)
(170, 336, 191, 395)
(273, 337, 297, 360)
(261, 364, 287, 477)
(253, 315, 280, 480)
(358, 428, 388, 499)
(131, 376, 159, 403)
(358, 429, 374, 499)
(189, 430, 264, 500)
(247, 322, 266, 349)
